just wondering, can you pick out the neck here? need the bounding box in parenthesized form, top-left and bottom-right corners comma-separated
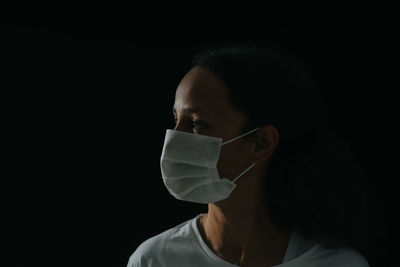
(197, 169, 291, 266)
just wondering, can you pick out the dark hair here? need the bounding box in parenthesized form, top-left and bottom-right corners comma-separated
(191, 43, 378, 261)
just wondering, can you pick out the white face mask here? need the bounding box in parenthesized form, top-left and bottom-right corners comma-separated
(160, 127, 261, 204)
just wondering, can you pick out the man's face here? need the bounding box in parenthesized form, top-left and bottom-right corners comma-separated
(173, 66, 255, 181)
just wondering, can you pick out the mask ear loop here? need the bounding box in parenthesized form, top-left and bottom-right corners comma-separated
(222, 127, 261, 184)
(221, 127, 261, 146)
(232, 163, 256, 183)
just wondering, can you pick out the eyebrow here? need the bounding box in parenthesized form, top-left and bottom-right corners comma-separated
(173, 107, 202, 115)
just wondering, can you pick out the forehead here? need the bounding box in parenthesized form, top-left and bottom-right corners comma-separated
(174, 66, 233, 117)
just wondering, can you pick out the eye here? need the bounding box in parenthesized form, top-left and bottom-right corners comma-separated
(192, 120, 205, 130)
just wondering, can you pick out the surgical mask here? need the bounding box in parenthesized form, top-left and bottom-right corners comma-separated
(160, 127, 261, 204)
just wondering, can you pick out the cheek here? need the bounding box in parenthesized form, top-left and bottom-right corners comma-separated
(217, 144, 249, 180)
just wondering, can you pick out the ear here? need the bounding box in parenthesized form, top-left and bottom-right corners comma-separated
(251, 125, 280, 164)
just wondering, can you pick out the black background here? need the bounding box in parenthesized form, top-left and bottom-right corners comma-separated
(2, 2, 398, 267)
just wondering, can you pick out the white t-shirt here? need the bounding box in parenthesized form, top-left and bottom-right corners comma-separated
(127, 214, 369, 267)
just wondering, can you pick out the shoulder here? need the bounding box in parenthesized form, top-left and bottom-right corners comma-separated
(127, 217, 197, 267)
(309, 244, 370, 267)
(331, 247, 370, 267)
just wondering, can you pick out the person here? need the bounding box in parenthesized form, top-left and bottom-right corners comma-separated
(127, 43, 373, 267)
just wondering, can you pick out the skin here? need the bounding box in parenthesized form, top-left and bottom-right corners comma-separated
(173, 66, 291, 267)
